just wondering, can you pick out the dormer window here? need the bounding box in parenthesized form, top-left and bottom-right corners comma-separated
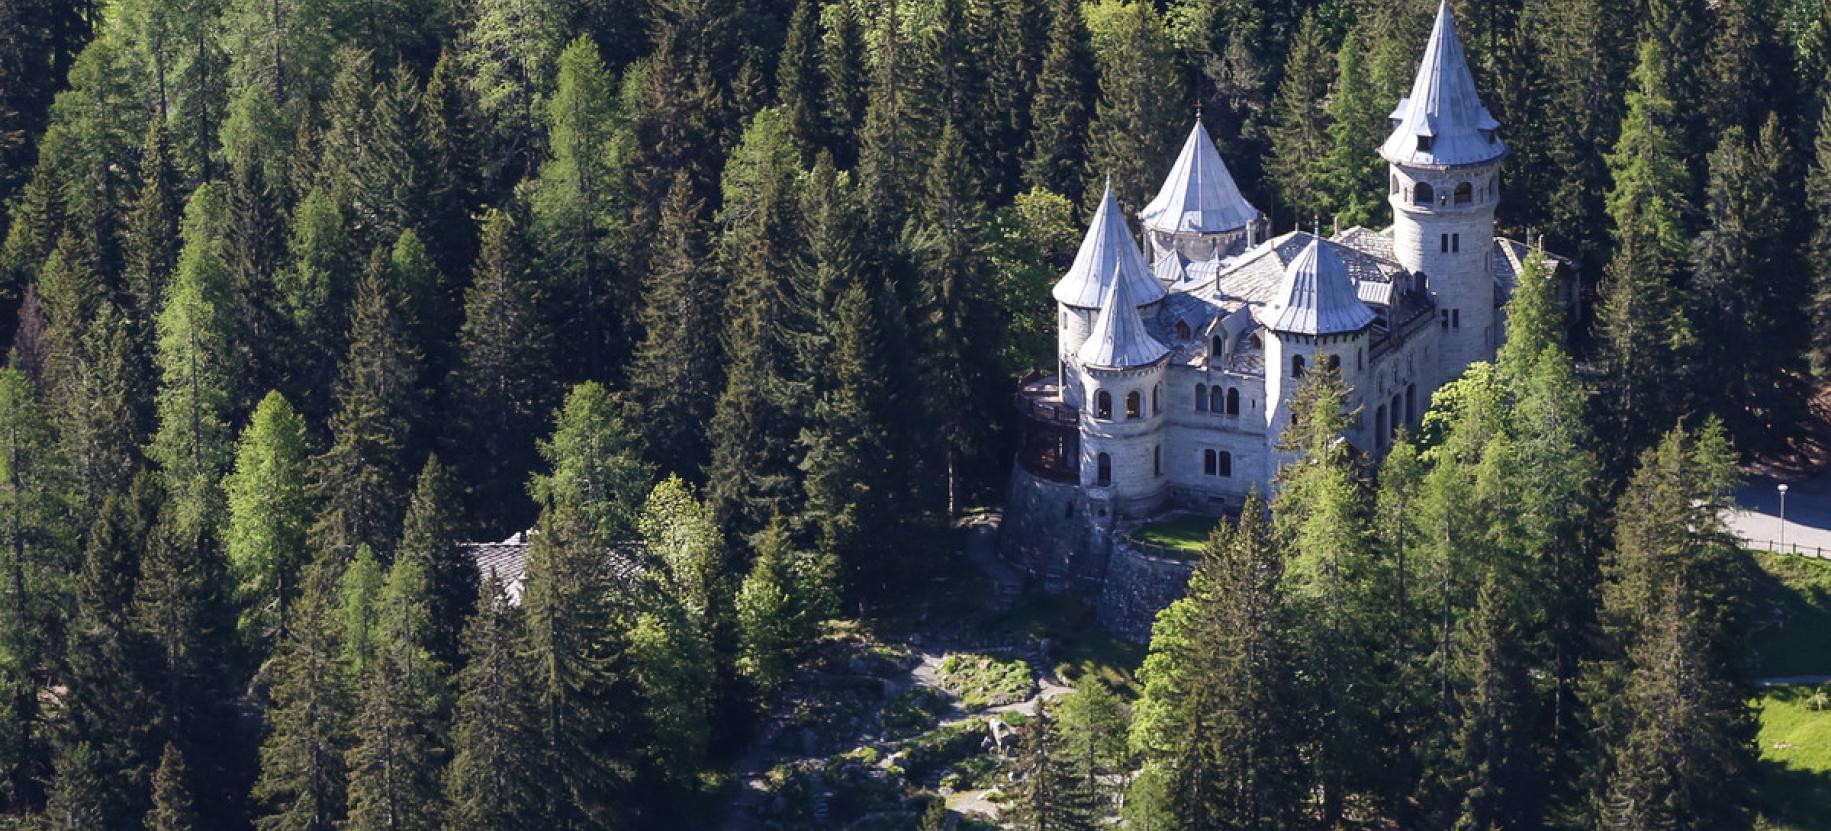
(1176, 320, 1191, 340)
(1484, 129, 1496, 144)
(1416, 135, 1434, 152)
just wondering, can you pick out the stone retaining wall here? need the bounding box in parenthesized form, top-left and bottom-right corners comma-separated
(1095, 538, 1196, 643)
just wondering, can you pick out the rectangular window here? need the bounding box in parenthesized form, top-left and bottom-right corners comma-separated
(1440, 233, 1449, 253)
(1452, 309, 1461, 329)
(1452, 233, 1460, 253)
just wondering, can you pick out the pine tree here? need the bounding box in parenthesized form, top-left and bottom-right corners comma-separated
(225, 391, 314, 651)
(1813, 100, 1831, 375)
(819, 0, 868, 167)
(253, 555, 355, 831)
(1083, 0, 1186, 211)
(777, 0, 825, 161)
(124, 108, 181, 370)
(1264, 10, 1332, 222)
(44, 739, 107, 830)
(131, 506, 214, 753)
(310, 249, 422, 557)
(418, 48, 483, 278)
(1004, 700, 1097, 831)
(1321, 26, 1386, 228)
(443, 572, 542, 831)
(520, 381, 650, 828)
(626, 171, 721, 480)
(736, 519, 837, 695)
(395, 456, 473, 667)
(1023, 0, 1095, 203)
(150, 184, 237, 546)
(1688, 117, 1808, 448)
(146, 742, 197, 831)
(531, 36, 629, 379)
(344, 555, 446, 831)
(1443, 571, 1537, 831)
(706, 110, 806, 535)
(447, 208, 554, 535)
(59, 304, 143, 513)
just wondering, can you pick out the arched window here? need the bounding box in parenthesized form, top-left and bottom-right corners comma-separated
(1176, 320, 1191, 340)
(1095, 391, 1112, 419)
(1326, 354, 1341, 372)
(1096, 453, 1112, 487)
(1292, 355, 1306, 378)
(1212, 335, 1224, 358)
(1226, 387, 1240, 416)
(1390, 174, 1399, 194)
(1195, 383, 1209, 411)
(1454, 182, 1473, 204)
(1250, 334, 1263, 350)
(1209, 385, 1223, 413)
(1413, 182, 1434, 205)
(1217, 451, 1232, 477)
(1203, 449, 1217, 476)
(1125, 391, 1142, 419)
(1152, 384, 1161, 415)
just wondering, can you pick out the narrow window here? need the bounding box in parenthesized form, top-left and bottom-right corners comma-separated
(1292, 355, 1306, 378)
(1441, 310, 1450, 329)
(1204, 449, 1217, 476)
(1210, 386, 1223, 413)
(1096, 453, 1112, 487)
(1406, 384, 1417, 425)
(1226, 387, 1240, 416)
(1154, 446, 1162, 477)
(1196, 383, 1208, 412)
(1357, 348, 1364, 370)
(1176, 320, 1191, 340)
(1452, 233, 1460, 253)
(1250, 334, 1263, 350)
(1376, 405, 1388, 449)
(1218, 451, 1233, 477)
(1212, 335, 1224, 358)
(1096, 391, 1112, 419)
(1126, 391, 1142, 419)
(1440, 233, 1449, 253)
(1152, 384, 1161, 415)
(1452, 309, 1460, 329)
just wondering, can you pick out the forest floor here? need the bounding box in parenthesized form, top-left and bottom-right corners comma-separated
(718, 517, 1140, 831)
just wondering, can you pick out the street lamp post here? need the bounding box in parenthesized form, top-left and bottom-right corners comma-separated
(1778, 483, 1789, 553)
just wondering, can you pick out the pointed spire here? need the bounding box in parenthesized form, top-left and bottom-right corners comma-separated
(1380, 0, 1505, 168)
(1077, 261, 1169, 369)
(1053, 180, 1167, 308)
(1262, 236, 1375, 335)
(1139, 119, 1260, 237)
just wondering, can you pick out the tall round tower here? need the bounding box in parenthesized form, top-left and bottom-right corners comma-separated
(1260, 237, 1377, 448)
(1075, 265, 1171, 518)
(1381, 0, 1506, 384)
(1052, 182, 1165, 408)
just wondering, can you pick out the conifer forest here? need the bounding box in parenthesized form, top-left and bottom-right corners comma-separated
(0, 0, 1829, 828)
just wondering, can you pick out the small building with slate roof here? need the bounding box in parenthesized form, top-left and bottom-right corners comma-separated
(1003, 0, 1577, 636)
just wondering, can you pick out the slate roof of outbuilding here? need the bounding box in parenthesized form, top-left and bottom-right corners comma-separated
(1138, 119, 1261, 235)
(1053, 182, 1167, 309)
(1380, 0, 1506, 169)
(464, 530, 645, 604)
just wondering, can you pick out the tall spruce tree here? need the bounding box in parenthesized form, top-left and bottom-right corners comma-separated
(1004, 700, 1097, 831)
(310, 249, 422, 558)
(1083, 0, 1186, 211)
(394, 456, 473, 666)
(443, 573, 542, 831)
(1023, 0, 1095, 202)
(343, 555, 446, 831)
(1443, 571, 1537, 831)
(1812, 100, 1831, 375)
(626, 172, 722, 480)
(447, 208, 554, 535)
(0, 365, 65, 819)
(777, 0, 826, 161)
(146, 742, 197, 831)
(253, 553, 355, 831)
(1264, 11, 1332, 224)
(1321, 26, 1385, 228)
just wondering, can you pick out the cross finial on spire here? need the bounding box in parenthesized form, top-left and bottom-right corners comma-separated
(1194, 98, 1203, 122)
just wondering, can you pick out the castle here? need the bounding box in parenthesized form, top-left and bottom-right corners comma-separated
(1002, 1, 1574, 637)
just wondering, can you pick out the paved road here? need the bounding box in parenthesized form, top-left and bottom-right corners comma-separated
(1728, 471, 1831, 557)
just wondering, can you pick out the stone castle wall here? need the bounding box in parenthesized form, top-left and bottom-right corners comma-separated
(1095, 538, 1196, 643)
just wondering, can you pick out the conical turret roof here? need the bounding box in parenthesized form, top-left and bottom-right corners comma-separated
(1380, 0, 1505, 169)
(1261, 237, 1375, 335)
(1077, 262, 1169, 369)
(1138, 119, 1260, 236)
(1052, 182, 1167, 309)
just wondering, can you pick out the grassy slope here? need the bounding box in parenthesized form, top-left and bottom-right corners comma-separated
(1750, 551, 1831, 828)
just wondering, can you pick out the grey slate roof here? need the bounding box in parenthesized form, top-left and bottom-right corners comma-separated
(1053, 182, 1167, 309)
(1260, 238, 1377, 335)
(1212, 232, 1401, 307)
(1380, 1, 1506, 169)
(1138, 120, 1260, 236)
(1078, 263, 1170, 369)
(464, 530, 645, 604)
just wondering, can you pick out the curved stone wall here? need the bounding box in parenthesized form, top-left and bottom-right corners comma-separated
(1095, 538, 1196, 643)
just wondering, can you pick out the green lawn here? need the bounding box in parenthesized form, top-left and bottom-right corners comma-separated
(1127, 514, 1221, 557)
(1757, 685, 1831, 830)
(1749, 551, 1831, 678)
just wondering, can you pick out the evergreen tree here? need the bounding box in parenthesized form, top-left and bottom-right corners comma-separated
(59, 305, 143, 513)
(150, 184, 238, 546)
(1023, 0, 1095, 202)
(253, 555, 355, 831)
(447, 208, 554, 535)
(629, 0, 741, 204)
(344, 556, 446, 831)
(1443, 571, 1537, 831)
(777, 0, 826, 161)
(626, 171, 721, 480)
(395, 456, 473, 667)
(819, 0, 867, 167)
(146, 742, 197, 831)
(124, 108, 181, 372)
(347, 65, 431, 253)
(44, 739, 107, 830)
(443, 573, 542, 831)
(1813, 100, 1831, 375)
(310, 249, 422, 557)
(418, 48, 483, 278)
(1321, 26, 1386, 228)
(735, 519, 838, 695)
(531, 36, 630, 379)
(1264, 11, 1332, 223)
(1004, 700, 1097, 831)
(1083, 0, 1186, 211)
(1688, 118, 1808, 448)
(277, 188, 355, 413)
(225, 391, 313, 651)
(918, 121, 999, 516)
(1704, 0, 1791, 136)
(336, 547, 386, 679)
